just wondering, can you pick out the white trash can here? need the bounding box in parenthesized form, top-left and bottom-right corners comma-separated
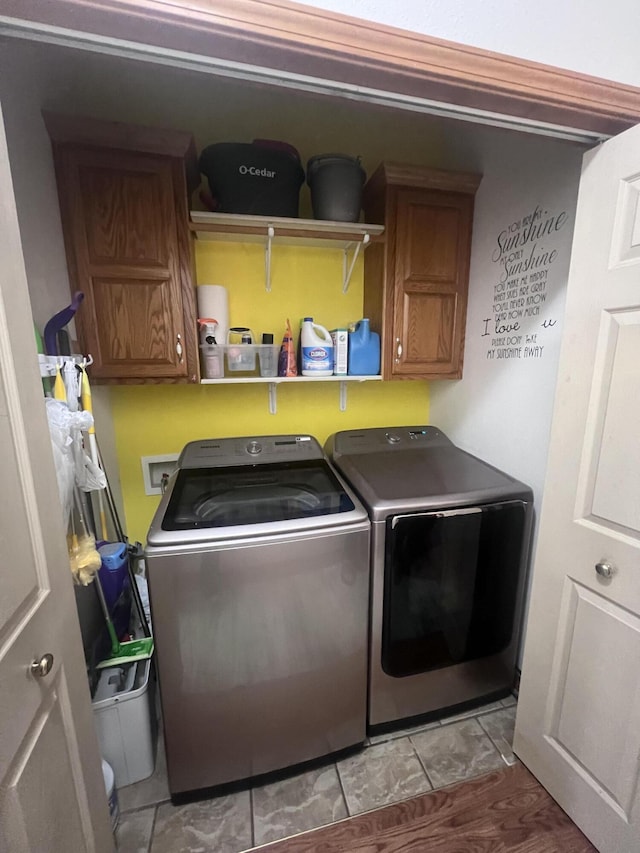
(92, 657, 157, 788)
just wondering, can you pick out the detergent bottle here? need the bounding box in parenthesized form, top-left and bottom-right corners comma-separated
(278, 319, 298, 377)
(301, 318, 333, 376)
(348, 318, 381, 375)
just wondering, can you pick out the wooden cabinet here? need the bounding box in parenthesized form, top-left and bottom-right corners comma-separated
(363, 163, 481, 380)
(45, 114, 199, 382)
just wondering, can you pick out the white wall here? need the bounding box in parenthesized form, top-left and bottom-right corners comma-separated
(430, 135, 581, 515)
(294, 0, 640, 87)
(429, 134, 582, 660)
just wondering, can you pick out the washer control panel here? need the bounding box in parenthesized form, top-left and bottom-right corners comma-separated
(178, 435, 322, 468)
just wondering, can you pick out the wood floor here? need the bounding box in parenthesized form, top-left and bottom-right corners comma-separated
(256, 763, 597, 853)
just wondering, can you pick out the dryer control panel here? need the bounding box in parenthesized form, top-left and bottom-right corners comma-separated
(328, 425, 452, 458)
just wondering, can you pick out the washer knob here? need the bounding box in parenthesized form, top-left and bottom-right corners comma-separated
(386, 433, 401, 444)
(247, 441, 262, 455)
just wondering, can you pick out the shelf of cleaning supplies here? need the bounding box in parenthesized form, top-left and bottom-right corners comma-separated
(200, 374, 382, 414)
(189, 212, 384, 293)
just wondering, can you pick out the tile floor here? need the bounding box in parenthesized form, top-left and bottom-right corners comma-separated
(115, 695, 517, 853)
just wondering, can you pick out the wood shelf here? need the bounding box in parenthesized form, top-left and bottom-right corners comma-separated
(200, 373, 382, 414)
(190, 212, 384, 248)
(190, 212, 384, 293)
(200, 374, 381, 385)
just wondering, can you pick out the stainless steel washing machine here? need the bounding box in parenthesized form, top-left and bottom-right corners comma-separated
(145, 435, 370, 796)
(326, 426, 533, 732)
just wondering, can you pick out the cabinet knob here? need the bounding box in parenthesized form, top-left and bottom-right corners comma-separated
(176, 334, 184, 363)
(395, 338, 403, 363)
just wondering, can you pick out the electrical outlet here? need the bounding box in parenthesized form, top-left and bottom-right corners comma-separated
(141, 454, 179, 496)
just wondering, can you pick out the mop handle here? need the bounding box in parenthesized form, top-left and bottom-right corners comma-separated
(93, 571, 120, 657)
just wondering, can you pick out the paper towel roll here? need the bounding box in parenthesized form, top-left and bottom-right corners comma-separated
(197, 285, 229, 345)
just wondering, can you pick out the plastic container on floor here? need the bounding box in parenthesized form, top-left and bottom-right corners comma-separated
(101, 758, 119, 832)
(92, 657, 157, 787)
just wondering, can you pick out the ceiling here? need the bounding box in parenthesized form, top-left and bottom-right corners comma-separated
(1, 37, 587, 217)
(3, 0, 638, 140)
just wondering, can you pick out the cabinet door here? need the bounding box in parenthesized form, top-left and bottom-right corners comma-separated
(55, 145, 196, 380)
(392, 188, 474, 379)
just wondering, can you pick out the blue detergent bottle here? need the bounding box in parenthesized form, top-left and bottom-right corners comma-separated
(98, 542, 130, 638)
(348, 318, 380, 375)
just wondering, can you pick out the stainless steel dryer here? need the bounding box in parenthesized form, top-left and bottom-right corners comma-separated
(326, 426, 533, 732)
(145, 435, 370, 796)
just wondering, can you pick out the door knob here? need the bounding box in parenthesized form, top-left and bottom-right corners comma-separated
(595, 561, 615, 579)
(30, 653, 54, 678)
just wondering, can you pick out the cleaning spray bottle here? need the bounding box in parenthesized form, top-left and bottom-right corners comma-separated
(301, 317, 333, 376)
(197, 318, 223, 378)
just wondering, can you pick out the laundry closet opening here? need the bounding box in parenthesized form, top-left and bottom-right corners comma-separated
(1, 32, 585, 672)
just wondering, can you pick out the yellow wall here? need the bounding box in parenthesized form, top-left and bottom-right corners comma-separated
(110, 242, 429, 543)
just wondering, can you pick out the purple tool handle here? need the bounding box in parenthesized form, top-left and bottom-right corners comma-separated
(44, 291, 84, 356)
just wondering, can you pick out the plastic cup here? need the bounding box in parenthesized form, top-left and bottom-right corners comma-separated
(259, 344, 279, 377)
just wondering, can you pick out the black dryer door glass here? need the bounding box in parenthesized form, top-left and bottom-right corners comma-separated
(162, 460, 355, 529)
(382, 501, 527, 678)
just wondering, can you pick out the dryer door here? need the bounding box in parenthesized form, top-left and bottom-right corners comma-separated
(382, 501, 528, 678)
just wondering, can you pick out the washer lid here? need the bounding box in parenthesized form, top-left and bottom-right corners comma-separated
(146, 454, 369, 546)
(327, 426, 532, 517)
(162, 458, 356, 531)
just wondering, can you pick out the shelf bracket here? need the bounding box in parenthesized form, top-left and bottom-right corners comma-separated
(342, 232, 370, 293)
(268, 382, 277, 414)
(339, 380, 348, 412)
(265, 225, 275, 292)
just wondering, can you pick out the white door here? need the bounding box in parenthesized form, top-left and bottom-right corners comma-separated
(0, 105, 114, 852)
(515, 123, 640, 851)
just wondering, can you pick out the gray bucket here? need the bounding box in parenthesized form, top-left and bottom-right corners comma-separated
(306, 154, 366, 222)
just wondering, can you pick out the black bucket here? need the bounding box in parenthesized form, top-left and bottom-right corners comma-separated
(199, 141, 305, 217)
(306, 154, 366, 222)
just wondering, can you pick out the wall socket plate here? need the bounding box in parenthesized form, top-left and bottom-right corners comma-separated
(141, 454, 179, 496)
